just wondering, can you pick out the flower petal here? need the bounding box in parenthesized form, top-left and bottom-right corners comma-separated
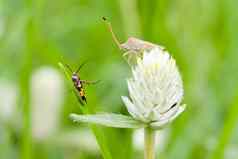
(121, 96, 148, 122)
(150, 104, 186, 129)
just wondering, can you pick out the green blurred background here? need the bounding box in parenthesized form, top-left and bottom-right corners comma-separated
(0, 0, 238, 159)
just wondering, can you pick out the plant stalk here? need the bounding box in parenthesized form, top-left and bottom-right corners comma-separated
(144, 127, 156, 159)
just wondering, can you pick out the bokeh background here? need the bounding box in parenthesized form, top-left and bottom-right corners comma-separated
(0, 0, 238, 159)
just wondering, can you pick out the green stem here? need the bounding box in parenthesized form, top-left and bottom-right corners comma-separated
(144, 127, 156, 159)
(20, 18, 33, 159)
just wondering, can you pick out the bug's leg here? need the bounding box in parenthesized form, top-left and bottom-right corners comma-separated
(80, 80, 101, 85)
(123, 51, 132, 63)
(123, 50, 140, 66)
(102, 17, 122, 50)
(122, 51, 129, 57)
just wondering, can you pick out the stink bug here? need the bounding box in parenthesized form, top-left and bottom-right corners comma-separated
(64, 62, 99, 105)
(102, 17, 165, 64)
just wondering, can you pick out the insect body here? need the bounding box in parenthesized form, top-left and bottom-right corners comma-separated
(65, 62, 99, 105)
(71, 72, 87, 103)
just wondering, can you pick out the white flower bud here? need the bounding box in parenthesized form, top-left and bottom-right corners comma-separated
(122, 47, 186, 129)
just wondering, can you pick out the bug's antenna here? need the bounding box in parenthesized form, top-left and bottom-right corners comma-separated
(75, 60, 88, 73)
(64, 63, 73, 73)
(102, 17, 122, 50)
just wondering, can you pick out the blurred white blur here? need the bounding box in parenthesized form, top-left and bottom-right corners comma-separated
(55, 129, 99, 154)
(31, 67, 64, 140)
(224, 145, 238, 159)
(0, 80, 18, 122)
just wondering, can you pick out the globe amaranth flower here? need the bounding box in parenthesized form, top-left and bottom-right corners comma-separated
(121, 47, 186, 129)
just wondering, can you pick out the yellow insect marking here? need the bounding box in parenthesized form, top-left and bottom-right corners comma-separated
(79, 90, 84, 96)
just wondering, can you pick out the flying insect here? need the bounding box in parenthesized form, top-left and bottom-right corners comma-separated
(64, 62, 99, 105)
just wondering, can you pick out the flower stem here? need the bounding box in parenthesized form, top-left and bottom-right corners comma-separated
(144, 127, 156, 159)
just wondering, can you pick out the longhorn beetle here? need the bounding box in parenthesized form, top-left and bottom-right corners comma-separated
(64, 62, 99, 105)
(102, 17, 166, 64)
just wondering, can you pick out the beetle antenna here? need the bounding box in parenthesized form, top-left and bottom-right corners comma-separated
(75, 60, 88, 73)
(102, 17, 122, 50)
(64, 63, 73, 73)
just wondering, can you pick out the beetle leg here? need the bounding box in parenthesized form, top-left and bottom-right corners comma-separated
(80, 80, 101, 85)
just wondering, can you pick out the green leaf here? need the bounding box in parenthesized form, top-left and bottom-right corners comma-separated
(70, 113, 146, 129)
(58, 62, 72, 81)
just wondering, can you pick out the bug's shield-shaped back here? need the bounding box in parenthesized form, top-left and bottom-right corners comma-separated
(121, 37, 166, 66)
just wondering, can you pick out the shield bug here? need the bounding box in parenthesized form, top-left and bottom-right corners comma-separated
(64, 62, 99, 105)
(102, 17, 165, 64)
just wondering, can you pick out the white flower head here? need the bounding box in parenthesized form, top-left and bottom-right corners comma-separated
(122, 47, 186, 129)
